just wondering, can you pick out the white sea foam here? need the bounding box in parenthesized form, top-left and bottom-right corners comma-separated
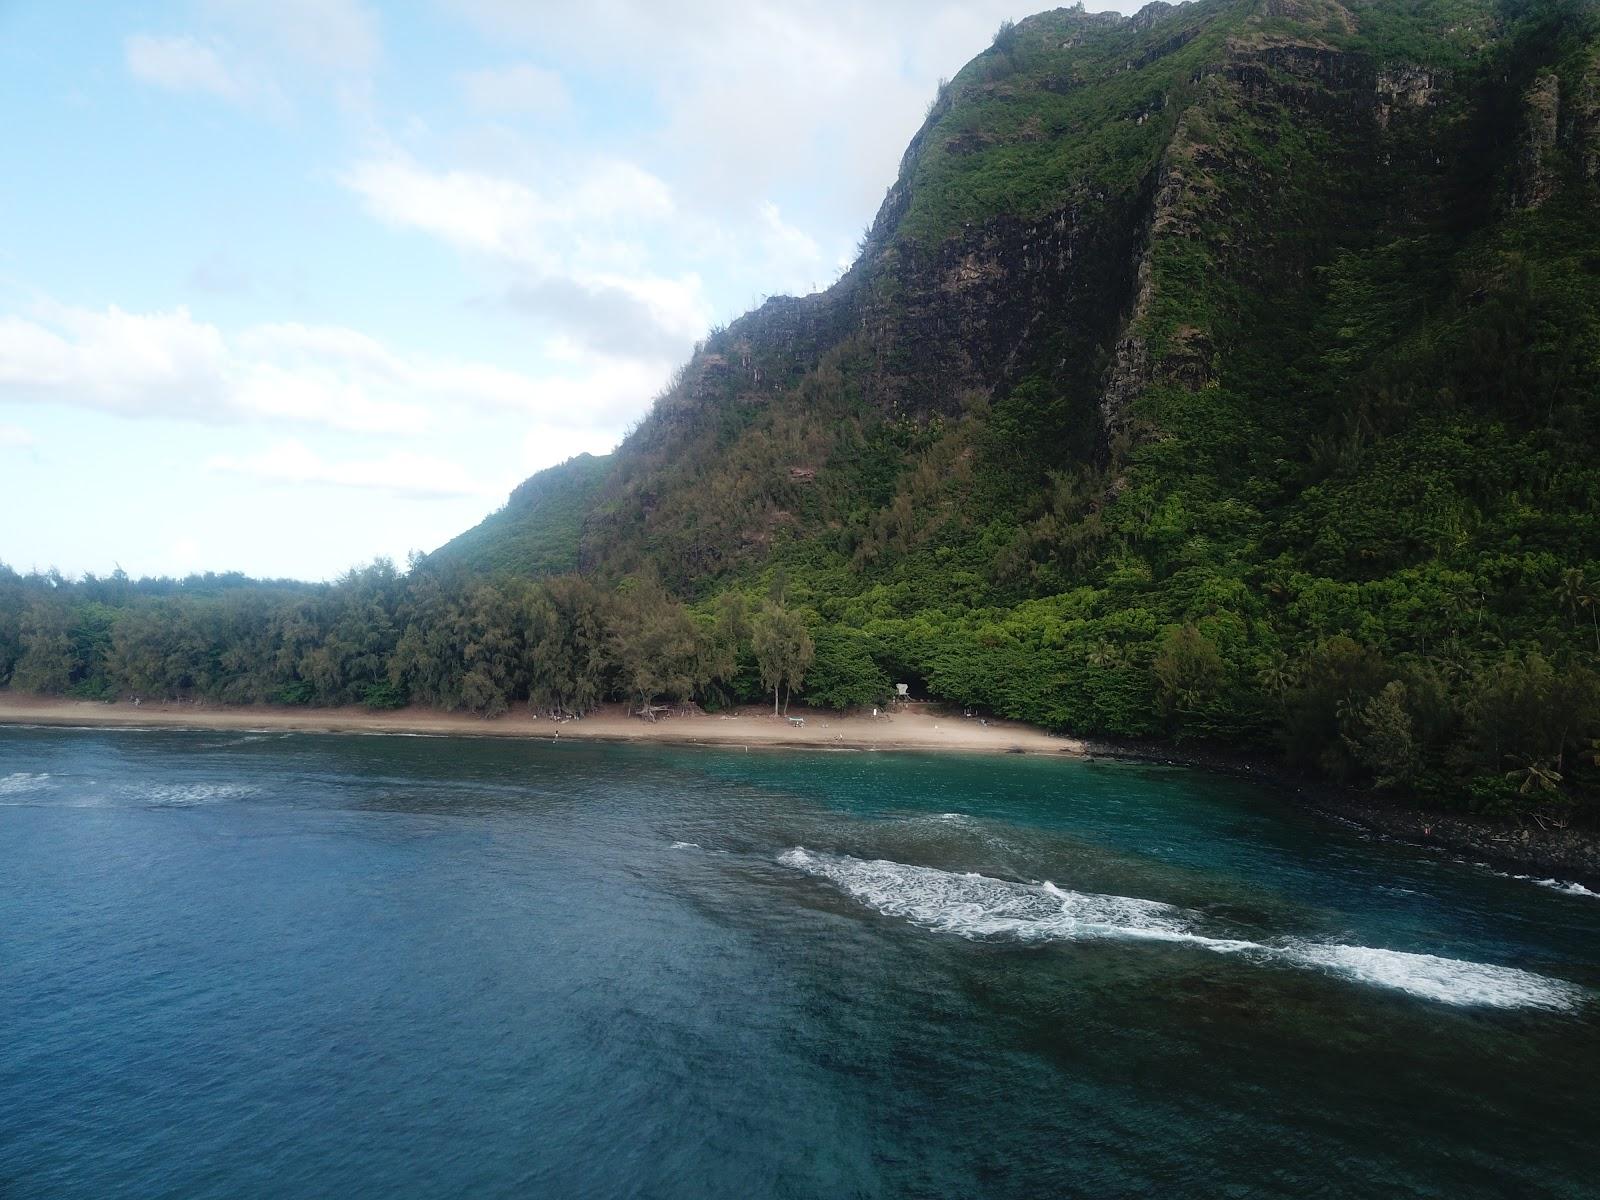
(778, 849, 1583, 1011)
(1276, 943, 1577, 1009)
(671, 841, 700, 849)
(1514, 875, 1600, 900)
(0, 771, 50, 795)
(780, 848, 1194, 942)
(141, 782, 260, 806)
(1466, 860, 1600, 901)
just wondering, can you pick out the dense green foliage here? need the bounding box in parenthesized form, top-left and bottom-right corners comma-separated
(428, 452, 610, 576)
(0, 561, 834, 721)
(6, 0, 1600, 827)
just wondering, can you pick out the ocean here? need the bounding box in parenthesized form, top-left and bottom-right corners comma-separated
(2, 726, 1597, 1197)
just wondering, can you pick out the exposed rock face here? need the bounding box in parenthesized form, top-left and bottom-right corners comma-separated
(1259, 0, 1355, 36)
(1375, 64, 1443, 128)
(855, 199, 1140, 420)
(1513, 71, 1562, 209)
(515, 0, 1598, 587)
(1224, 40, 1375, 116)
(673, 19, 1416, 457)
(1569, 50, 1600, 182)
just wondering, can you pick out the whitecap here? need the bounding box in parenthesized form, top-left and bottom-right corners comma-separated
(1462, 861, 1600, 901)
(1277, 943, 1579, 1009)
(780, 848, 1194, 943)
(0, 772, 50, 795)
(778, 849, 1583, 1011)
(671, 841, 700, 850)
(1515, 876, 1600, 900)
(141, 782, 260, 806)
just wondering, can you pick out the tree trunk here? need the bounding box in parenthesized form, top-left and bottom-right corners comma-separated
(773, 685, 779, 716)
(781, 685, 789, 717)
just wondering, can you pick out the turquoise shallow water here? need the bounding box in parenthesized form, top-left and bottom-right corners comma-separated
(2, 726, 1598, 1198)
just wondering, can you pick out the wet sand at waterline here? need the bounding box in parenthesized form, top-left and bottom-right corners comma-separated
(0, 695, 1083, 755)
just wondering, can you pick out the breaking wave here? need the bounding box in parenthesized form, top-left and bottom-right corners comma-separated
(1509, 875, 1600, 900)
(141, 782, 260, 806)
(0, 771, 50, 796)
(778, 849, 1583, 1011)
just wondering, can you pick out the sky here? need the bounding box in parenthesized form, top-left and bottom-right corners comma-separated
(0, 0, 1142, 582)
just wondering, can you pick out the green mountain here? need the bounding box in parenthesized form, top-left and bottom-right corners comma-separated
(444, 0, 1600, 786)
(6, 0, 1599, 818)
(489, 0, 1600, 591)
(430, 452, 611, 577)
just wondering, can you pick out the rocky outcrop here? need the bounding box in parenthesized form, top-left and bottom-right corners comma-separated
(854, 197, 1140, 420)
(514, 0, 1597, 589)
(1224, 39, 1375, 117)
(1568, 50, 1600, 182)
(1513, 71, 1562, 209)
(1258, 0, 1355, 37)
(1374, 64, 1443, 128)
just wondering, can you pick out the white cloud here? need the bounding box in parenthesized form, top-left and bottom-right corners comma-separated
(0, 424, 35, 448)
(0, 303, 423, 433)
(125, 34, 247, 102)
(208, 439, 494, 499)
(340, 153, 707, 359)
(200, 0, 380, 75)
(357, 3, 1096, 358)
(510, 356, 674, 427)
(339, 152, 675, 263)
(127, 1, 381, 122)
(461, 63, 571, 115)
(443, 0, 1057, 222)
(0, 301, 670, 438)
(340, 156, 546, 258)
(755, 201, 827, 294)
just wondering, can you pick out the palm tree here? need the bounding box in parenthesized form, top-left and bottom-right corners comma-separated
(1558, 567, 1586, 632)
(1256, 651, 1296, 699)
(1555, 567, 1600, 654)
(1087, 639, 1122, 669)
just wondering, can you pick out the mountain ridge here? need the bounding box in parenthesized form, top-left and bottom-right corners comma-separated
(476, 0, 1598, 598)
(423, 0, 1600, 808)
(5, 0, 1599, 821)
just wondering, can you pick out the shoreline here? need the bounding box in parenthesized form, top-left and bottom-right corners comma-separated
(6, 694, 1596, 887)
(1085, 735, 1600, 890)
(0, 695, 1083, 758)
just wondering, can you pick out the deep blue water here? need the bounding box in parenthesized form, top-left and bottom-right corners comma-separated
(2, 726, 1598, 1198)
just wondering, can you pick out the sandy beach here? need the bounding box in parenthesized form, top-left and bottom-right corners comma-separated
(0, 695, 1083, 756)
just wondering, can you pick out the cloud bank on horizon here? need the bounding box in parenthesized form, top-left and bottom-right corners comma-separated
(0, 0, 1145, 581)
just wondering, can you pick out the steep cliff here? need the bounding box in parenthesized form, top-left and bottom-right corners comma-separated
(436, 0, 1600, 772)
(439, 0, 1585, 596)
